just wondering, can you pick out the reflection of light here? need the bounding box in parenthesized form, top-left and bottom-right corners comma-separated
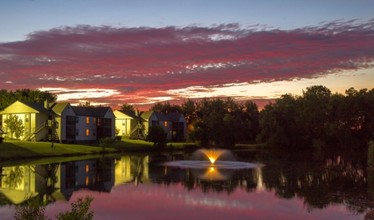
(200, 166, 227, 181)
(85, 176, 89, 186)
(255, 167, 265, 191)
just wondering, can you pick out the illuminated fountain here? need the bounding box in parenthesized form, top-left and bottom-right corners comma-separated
(163, 148, 263, 181)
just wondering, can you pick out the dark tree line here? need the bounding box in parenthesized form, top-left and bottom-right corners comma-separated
(0, 89, 56, 110)
(150, 85, 374, 150)
(257, 85, 374, 150)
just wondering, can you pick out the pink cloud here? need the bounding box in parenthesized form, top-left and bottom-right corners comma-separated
(1, 20, 373, 107)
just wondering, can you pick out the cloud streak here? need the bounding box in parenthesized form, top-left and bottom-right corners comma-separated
(1, 20, 374, 107)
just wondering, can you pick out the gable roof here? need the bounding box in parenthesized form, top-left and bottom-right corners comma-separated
(114, 110, 135, 119)
(71, 106, 112, 117)
(0, 100, 52, 115)
(51, 103, 70, 115)
(140, 111, 155, 121)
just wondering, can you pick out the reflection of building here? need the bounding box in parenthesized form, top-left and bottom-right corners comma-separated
(73, 158, 115, 192)
(0, 158, 116, 205)
(114, 156, 149, 186)
(0, 164, 74, 204)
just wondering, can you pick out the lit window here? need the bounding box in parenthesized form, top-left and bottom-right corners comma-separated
(86, 128, 90, 136)
(86, 117, 90, 124)
(85, 164, 89, 173)
(164, 121, 168, 127)
(93, 118, 96, 124)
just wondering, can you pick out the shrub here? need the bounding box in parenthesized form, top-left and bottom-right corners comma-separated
(147, 125, 167, 148)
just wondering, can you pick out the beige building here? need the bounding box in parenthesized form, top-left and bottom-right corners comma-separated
(0, 101, 54, 141)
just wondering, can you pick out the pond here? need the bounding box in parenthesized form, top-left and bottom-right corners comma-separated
(0, 149, 372, 220)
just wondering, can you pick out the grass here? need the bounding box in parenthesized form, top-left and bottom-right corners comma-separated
(112, 138, 198, 151)
(0, 138, 199, 161)
(0, 139, 116, 160)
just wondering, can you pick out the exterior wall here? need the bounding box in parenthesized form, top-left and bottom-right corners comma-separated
(58, 106, 75, 142)
(115, 118, 132, 136)
(159, 119, 173, 140)
(144, 113, 158, 136)
(1, 112, 49, 141)
(75, 116, 97, 141)
(104, 110, 115, 139)
(34, 112, 49, 141)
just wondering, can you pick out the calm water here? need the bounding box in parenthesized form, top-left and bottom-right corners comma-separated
(0, 149, 372, 220)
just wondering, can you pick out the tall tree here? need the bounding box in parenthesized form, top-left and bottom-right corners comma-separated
(120, 103, 135, 114)
(0, 89, 57, 110)
(151, 101, 182, 113)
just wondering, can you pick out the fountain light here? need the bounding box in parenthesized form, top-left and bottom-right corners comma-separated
(203, 149, 224, 165)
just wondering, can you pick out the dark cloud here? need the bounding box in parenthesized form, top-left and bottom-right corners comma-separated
(1, 20, 373, 106)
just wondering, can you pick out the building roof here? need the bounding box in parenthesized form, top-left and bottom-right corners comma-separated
(51, 103, 70, 115)
(155, 112, 184, 122)
(113, 110, 136, 119)
(71, 106, 112, 117)
(140, 111, 154, 121)
(0, 100, 53, 115)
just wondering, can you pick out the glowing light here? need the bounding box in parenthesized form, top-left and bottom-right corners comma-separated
(208, 156, 216, 164)
(202, 149, 225, 165)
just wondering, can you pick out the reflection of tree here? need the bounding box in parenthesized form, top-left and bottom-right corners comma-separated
(3, 166, 24, 189)
(14, 197, 47, 220)
(260, 153, 371, 214)
(14, 196, 94, 220)
(32, 163, 59, 204)
(130, 156, 146, 185)
(150, 151, 372, 215)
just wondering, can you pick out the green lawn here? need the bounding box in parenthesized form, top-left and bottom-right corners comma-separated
(0, 139, 116, 160)
(0, 138, 198, 161)
(112, 138, 198, 151)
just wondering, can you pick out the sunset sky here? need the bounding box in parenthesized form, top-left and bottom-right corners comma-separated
(0, 0, 373, 109)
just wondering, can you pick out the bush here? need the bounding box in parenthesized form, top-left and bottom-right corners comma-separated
(99, 137, 115, 146)
(99, 137, 116, 151)
(56, 196, 94, 220)
(147, 125, 167, 148)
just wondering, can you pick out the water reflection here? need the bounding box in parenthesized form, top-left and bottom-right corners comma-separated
(0, 151, 372, 219)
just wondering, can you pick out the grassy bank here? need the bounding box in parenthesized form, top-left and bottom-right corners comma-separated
(1, 138, 266, 162)
(112, 138, 198, 151)
(0, 139, 116, 161)
(0, 138, 199, 161)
